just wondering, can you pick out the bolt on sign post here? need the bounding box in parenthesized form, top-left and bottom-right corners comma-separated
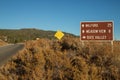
(80, 21, 114, 52)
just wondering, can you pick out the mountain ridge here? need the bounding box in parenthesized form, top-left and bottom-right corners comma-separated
(0, 28, 77, 43)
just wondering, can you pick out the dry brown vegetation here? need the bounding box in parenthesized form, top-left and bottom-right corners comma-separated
(0, 39, 7, 46)
(0, 37, 120, 80)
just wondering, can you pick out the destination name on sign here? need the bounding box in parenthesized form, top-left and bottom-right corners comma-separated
(87, 35, 107, 39)
(86, 29, 106, 33)
(85, 24, 98, 27)
(95, 36, 107, 39)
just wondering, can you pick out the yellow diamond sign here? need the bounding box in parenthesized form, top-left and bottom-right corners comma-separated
(54, 30, 64, 40)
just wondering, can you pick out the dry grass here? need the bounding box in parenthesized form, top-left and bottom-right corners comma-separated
(0, 39, 7, 46)
(0, 37, 120, 80)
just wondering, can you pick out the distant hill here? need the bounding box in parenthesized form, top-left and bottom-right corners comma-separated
(0, 28, 77, 43)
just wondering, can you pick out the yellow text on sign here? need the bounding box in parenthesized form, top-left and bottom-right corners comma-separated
(54, 30, 64, 40)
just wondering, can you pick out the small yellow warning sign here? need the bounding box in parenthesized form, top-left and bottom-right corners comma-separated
(54, 30, 64, 40)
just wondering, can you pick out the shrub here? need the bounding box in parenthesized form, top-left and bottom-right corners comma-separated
(0, 37, 120, 80)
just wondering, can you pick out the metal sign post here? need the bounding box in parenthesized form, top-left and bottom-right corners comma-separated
(111, 41, 114, 53)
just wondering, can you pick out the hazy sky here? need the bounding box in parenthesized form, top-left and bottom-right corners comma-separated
(0, 0, 120, 40)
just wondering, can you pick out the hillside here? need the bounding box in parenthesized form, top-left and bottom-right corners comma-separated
(0, 39, 8, 46)
(0, 28, 76, 43)
(0, 37, 120, 80)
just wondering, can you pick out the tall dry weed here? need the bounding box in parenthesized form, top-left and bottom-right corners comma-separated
(0, 37, 120, 80)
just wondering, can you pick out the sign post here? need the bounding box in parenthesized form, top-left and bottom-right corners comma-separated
(80, 21, 114, 52)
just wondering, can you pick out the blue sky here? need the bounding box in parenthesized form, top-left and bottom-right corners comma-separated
(0, 0, 120, 40)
